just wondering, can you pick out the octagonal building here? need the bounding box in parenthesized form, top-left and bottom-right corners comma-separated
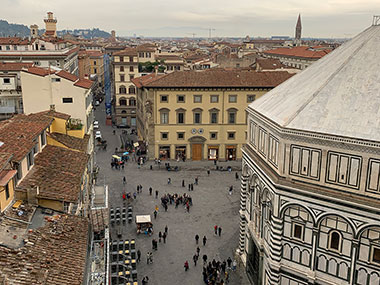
(239, 22, 380, 285)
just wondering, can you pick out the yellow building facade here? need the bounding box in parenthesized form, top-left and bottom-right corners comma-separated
(133, 70, 293, 161)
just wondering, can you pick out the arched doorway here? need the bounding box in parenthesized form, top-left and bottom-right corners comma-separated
(188, 136, 206, 160)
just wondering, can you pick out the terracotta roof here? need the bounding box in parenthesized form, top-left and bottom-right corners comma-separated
(0, 62, 34, 71)
(138, 69, 294, 88)
(48, 132, 89, 152)
(131, 73, 165, 88)
(74, 78, 93, 89)
(33, 110, 71, 120)
(0, 169, 17, 186)
(56, 70, 78, 82)
(264, 46, 332, 59)
(23, 67, 56, 77)
(16, 145, 89, 202)
(255, 58, 286, 70)
(136, 45, 156, 52)
(113, 48, 138, 56)
(87, 51, 103, 58)
(0, 37, 30, 45)
(0, 214, 89, 285)
(0, 153, 12, 170)
(0, 114, 53, 162)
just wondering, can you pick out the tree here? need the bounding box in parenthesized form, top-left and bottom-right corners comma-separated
(138, 61, 166, 73)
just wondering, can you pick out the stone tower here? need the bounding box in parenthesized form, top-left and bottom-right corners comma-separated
(44, 12, 57, 37)
(295, 14, 302, 46)
(30, 24, 38, 38)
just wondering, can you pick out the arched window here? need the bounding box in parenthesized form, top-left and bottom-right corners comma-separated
(129, 86, 136, 94)
(129, 98, 136, 106)
(119, 85, 126, 94)
(119, 97, 127, 106)
(329, 231, 341, 251)
(121, 110, 127, 114)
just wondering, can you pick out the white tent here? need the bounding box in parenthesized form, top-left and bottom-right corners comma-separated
(135, 215, 151, 224)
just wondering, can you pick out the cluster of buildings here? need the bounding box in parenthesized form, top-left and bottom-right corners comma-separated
(0, 9, 371, 285)
(0, 12, 110, 284)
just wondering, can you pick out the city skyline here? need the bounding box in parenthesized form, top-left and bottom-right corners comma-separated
(2, 0, 379, 38)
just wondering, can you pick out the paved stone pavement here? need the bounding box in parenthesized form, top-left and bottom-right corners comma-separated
(94, 107, 249, 285)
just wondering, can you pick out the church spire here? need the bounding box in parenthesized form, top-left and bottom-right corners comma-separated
(295, 14, 302, 46)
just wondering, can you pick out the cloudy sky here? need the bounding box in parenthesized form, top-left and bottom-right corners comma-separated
(2, 0, 380, 38)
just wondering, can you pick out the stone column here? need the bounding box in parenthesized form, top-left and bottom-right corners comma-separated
(268, 215, 283, 284)
(238, 174, 249, 255)
(349, 239, 359, 285)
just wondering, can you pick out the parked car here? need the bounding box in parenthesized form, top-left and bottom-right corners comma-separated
(93, 121, 99, 129)
(95, 131, 102, 139)
(95, 101, 100, 106)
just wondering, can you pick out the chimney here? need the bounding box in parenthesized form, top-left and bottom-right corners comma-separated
(50, 104, 55, 111)
(154, 65, 158, 75)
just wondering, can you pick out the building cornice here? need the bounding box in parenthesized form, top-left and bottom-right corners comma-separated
(247, 108, 380, 154)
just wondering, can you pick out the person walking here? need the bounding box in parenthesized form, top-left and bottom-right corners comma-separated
(168, 178, 171, 184)
(184, 260, 189, 271)
(188, 184, 191, 191)
(165, 225, 168, 235)
(193, 254, 198, 266)
(123, 176, 126, 185)
(195, 234, 199, 244)
(207, 169, 210, 176)
(235, 172, 239, 180)
(149, 187, 152, 196)
(159, 231, 162, 243)
(137, 249, 141, 263)
(191, 184, 194, 191)
(155, 190, 159, 199)
(203, 236, 207, 246)
(227, 257, 232, 269)
(154, 210, 157, 219)
(218, 226, 222, 237)
(232, 259, 237, 271)
(182, 180, 185, 187)
(196, 246, 200, 256)
(142, 276, 149, 285)
(214, 225, 218, 235)
(162, 232, 167, 243)
(229, 186, 233, 195)
(202, 254, 208, 265)
(195, 177, 198, 185)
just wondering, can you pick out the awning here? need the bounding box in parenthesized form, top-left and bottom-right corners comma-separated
(135, 215, 151, 224)
(0, 170, 17, 187)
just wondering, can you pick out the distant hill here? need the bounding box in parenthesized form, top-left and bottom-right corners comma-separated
(0, 19, 111, 38)
(0, 20, 30, 37)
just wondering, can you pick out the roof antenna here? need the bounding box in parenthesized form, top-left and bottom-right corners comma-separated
(373, 15, 380, 26)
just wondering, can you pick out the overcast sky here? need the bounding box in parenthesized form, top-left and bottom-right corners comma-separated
(2, 0, 380, 38)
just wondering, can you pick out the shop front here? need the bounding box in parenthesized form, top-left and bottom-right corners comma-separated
(159, 145, 170, 160)
(207, 145, 219, 160)
(175, 146, 187, 161)
(226, 145, 237, 161)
